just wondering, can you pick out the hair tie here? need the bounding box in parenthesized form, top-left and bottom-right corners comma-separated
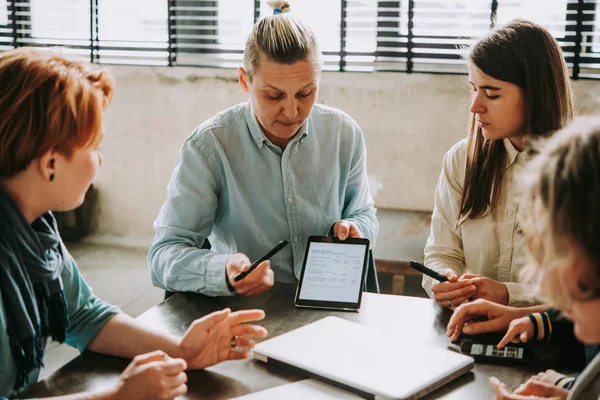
(273, 8, 282, 15)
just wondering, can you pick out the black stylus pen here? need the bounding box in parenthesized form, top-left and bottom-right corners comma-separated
(234, 240, 290, 282)
(409, 260, 449, 282)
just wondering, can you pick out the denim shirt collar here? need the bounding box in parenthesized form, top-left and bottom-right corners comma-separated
(244, 101, 309, 149)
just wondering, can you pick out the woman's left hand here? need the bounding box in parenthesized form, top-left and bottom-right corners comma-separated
(462, 274, 510, 305)
(178, 308, 267, 370)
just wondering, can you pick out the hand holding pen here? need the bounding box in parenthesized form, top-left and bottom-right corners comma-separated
(226, 253, 274, 296)
(225, 241, 289, 296)
(409, 261, 477, 309)
(430, 271, 477, 310)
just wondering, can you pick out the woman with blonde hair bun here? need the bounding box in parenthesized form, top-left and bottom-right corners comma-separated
(149, 1, 378, 297)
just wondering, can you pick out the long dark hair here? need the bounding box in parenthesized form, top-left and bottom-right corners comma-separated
(460, 19, 574, 221)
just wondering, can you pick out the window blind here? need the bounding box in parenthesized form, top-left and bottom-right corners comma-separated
(0, 0, 598, 79)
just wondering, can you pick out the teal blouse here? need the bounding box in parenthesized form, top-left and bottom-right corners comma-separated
(0, 243, 120, 398)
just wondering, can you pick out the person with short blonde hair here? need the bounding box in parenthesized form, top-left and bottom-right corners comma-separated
(0, 47, 267, 399)
(149, 0, 378, 297)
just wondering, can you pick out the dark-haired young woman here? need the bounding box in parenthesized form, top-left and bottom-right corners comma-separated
(422, 19, 574, 309)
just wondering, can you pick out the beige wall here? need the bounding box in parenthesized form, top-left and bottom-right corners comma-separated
(95, 65, 600, 241)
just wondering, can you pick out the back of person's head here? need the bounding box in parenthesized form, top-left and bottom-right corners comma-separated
(470, 19, 574, 135)
(0, 47, 114, 178)
(242, 0, 322, 80)
(520, 117, 600, 302)
(460, 19, 575, 221)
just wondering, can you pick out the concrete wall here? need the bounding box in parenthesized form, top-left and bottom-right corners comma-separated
(94, 65, 600, 259)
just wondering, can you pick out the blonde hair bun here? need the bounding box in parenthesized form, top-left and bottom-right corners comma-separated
(243, 0, 321, 79)
(267, 1, 291, 14)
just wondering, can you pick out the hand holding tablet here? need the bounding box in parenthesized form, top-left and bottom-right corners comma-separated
(333, 220, 362, 240)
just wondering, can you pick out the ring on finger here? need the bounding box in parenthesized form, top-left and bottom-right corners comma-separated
(230, 336, 238, 349)
(448, 299, 453, 308)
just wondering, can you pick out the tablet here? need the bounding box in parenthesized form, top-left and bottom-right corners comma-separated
(294, 236, 370, 311)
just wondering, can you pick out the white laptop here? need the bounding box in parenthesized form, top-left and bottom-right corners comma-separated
(252, 316, 474, 400)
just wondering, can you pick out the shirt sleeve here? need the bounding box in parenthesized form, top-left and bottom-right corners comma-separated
(536, 308, 576, 344)
(527, 308, 586, 378)
(60, 246, 120, 352)
(336, 120, 379, 246)
(505, 282, 543, 306)
(422, 142, 468, 297)
(148, 132, 233, 297)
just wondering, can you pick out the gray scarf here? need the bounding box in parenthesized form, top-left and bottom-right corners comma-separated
(0, 187, 68, 390)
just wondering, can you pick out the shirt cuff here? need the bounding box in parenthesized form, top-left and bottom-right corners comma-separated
(505, 282, 540, 306)
(203, 253, 235, 296)
(422, 274, 435, 299)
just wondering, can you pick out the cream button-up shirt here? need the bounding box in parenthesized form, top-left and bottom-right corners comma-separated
(422, 137, 539, 306)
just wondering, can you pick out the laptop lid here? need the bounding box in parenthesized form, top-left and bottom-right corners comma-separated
(252, 316, 474, 400)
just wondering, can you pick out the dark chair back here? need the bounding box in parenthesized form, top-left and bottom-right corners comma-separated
(364, 250, 380, 293)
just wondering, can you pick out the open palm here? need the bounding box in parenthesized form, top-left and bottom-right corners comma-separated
(179, 308, 267, 370)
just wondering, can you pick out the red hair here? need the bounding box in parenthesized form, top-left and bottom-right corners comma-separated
(0, 47, 114, 177)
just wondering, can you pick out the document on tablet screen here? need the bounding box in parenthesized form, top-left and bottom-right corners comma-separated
(298, 242, 366, 303)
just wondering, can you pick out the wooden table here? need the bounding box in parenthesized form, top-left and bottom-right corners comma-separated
(23, 283, 575, 399)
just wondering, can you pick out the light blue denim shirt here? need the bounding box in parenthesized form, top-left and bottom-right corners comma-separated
(149, 101, 378, 296)
(0, 244, 120, 398)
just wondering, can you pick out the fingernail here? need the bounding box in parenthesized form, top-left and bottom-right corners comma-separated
(463, 326, 472, 334)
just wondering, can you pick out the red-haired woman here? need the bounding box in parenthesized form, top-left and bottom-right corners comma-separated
(0, 48, 267, 400)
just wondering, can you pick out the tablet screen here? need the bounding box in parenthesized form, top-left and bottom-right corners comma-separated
(298, 241, 367, 303)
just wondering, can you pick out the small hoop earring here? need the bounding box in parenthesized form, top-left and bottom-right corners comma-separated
(49, 173, 55, 182)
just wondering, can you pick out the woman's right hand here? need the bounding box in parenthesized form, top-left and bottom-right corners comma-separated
(109, 350, 188, 400)
(430, 270, 477, 309)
